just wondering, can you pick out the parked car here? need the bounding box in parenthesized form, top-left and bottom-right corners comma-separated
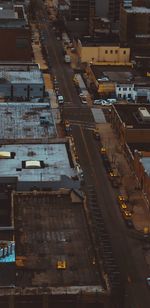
(106, 98, 117, 103)
(120, 202, 128, 211)
(117, 195, 127, 205)
(93, 129, 100, 140)
(146, 277, 150, 287)
(57, 95, 64, 104)
(122, 210, 132, 219)
(125, 219, 134, 228)
(101, 100, 112, 106)
(93, 99, 103, 105)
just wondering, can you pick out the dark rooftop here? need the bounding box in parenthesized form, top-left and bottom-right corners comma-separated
(91, 65, 133, 83)
(128, 143, 150, 154)
(12, 190, 104, 290)
(113, 104, 150, 129)
(80, 34, 119, 46)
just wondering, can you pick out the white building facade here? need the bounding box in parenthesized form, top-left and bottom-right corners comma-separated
(115, 83, 136, 100)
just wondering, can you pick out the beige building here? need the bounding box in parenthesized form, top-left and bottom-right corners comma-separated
(76, 40, 131, 65)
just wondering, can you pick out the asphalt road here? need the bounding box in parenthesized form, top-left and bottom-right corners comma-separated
(35, 2, 150, 307)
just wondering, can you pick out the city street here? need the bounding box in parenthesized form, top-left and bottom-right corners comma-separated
(35, 1, 150, 307)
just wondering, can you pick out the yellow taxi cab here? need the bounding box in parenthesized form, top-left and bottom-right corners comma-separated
(120, 202, 128, 211)
(117, 195, 126, 204)
(122, 210, 132, 219)
(57, 260, 67, 270)
(100, 147, 106, 154)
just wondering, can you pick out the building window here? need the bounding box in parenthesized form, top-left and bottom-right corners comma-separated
(24, 88, 27, 91)
(105, 50, 108, 54)
(119, 87, 121, 91)
(110, 50, 113, 54)
(123, 50, 126, 55)
(115, 50, 118, 54)
(123, 88, 127, 91)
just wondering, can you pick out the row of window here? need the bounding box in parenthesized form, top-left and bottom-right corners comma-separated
(23, 88, 43, 91)
(117, 87, 132, 91)
(105, 50, 127, 55)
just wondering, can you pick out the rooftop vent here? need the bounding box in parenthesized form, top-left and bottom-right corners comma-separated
(25, 160, 41, 169)
(138, 107, 150, 122)
(0, 151, 11, 159)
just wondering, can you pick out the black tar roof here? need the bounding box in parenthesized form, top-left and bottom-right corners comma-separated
(13, 190, 103, 288)
(91, 65, 133, 83)
(128, 143, 150, 154)
(113, 104, 150, 129)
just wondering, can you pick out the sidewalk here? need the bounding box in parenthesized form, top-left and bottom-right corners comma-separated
(96, 122, 150, 232)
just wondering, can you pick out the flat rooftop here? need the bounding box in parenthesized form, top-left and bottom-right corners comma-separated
(0, 9, 17, 19)
(0, 70, 43, 84)
(141, 157, 150, 177)
(0, 63, 40, 72)
(80, 34, 119, 46)
(126, 6, 150, 14)
(128, 143, 150, 154)
(113, 104, 150, 129)
(0, 143, 75, 182)
(91, 65, 133, 83)
(0, 102, 56, 141)
(12, 190, 103, 289)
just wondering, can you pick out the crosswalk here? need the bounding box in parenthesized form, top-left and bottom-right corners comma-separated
(69, 120, 95, 129)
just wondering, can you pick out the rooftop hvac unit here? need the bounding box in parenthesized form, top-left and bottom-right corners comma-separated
(25, 160, 41, 169)
(0, 151, 11, 159)
(138, 107, 150, 122)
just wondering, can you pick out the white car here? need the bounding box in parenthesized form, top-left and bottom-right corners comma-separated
(93, 99, 103, 105)
(106, 98, 117, 103)
(81, 97, 87, 104)
(57, 95, 64, 104)
(101, 100, 112, 106)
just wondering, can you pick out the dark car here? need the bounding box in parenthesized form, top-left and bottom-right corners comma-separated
(93, 129, 100, 140)
(125, 219, 134, 228)
(146, 277, 150, 287)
